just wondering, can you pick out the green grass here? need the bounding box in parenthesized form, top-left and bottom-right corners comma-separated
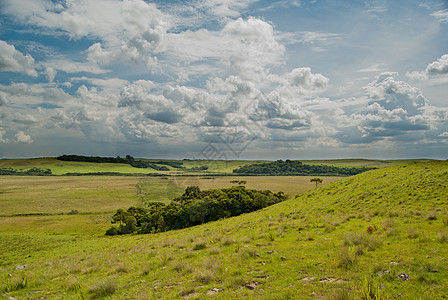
(1, 157, 434, 176)
(0, 158, 152, 175)
(0, 176, 141, 216)
(0, 161, 447, 299)
(171, 175, 343, 197)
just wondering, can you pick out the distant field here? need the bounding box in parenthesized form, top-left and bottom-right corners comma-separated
(0, 157, 432, 176)
(302, 158, 436, 168)
(0, 175, 340, 217)
(171, 175, 343, 198)
(0, 176, 141, 216)
(0, 158, 152, 175)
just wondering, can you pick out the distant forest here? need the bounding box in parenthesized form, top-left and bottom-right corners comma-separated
(233, 160, 375, 176)
(56, 155, 184, 171)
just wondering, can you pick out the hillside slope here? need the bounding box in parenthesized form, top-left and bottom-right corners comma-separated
(1, 161, 447, 299)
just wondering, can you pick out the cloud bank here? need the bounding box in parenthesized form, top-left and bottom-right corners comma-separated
(0, 0, 447, 159)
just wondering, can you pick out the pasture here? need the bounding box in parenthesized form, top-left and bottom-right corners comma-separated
(0, 161, 446, 299)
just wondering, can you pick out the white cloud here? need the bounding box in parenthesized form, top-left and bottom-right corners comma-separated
(15, 130, 33, 143)
(431, 9, 448, 23)
(278, 31, 346, 51)
(406, 54, 448, 81)
(426, 54, 448, 76)
(222, 17, 284, 78)
(193, 0, 258, 19)
(0, 129, 8, 143)
(405, 71, 427, 81)
(357, 63, 388, 73)
(44, 67, 57, 82)
(45, 58, 109, 74)
(86, 43, 114, 66)
(0, 40, 38, 77)
(332, 74, 435, 145)
(0, 82, 73, 106)
(287, 67, 329, 92)
(166, 17, 285, 81)
(2, 0, 168, 67)
(0, 92, 8, 106)
(71, 77, 129, 93)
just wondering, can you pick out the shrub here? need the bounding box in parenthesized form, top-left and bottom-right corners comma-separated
(221, 237, 237, 246)
(3, 275, 28, 292)
(361, 276, 385, 300)
(88, 279, 117, 298)
(193, 242, 207, 251)
(442, 217, 448, 226)
(407, 228, 419, 239)
(194, 269, 215, 284)
(343, 232, 381, 251)
(438, 231, 448, 243)
(338, 247, 356, 269)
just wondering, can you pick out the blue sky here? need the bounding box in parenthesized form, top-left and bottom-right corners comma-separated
(0, 0, 447, 159)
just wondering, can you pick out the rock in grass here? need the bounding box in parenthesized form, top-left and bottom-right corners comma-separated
(14, 265, 27, 270)
(396, 273, 410, 281)
(244, 282, 260, 290)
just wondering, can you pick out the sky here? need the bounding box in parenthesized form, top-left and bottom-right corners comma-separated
(0, 0, 447, 160)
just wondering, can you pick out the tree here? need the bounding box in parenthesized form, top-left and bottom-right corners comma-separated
(310, 177, 323, 188)
(230, 180, 247, 200)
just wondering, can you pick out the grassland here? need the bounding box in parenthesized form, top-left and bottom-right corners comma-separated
(170, 175, 343, 198)
(0, 157, 434, 175)
(0, 161, 447, 299)
(0, 158, 261, 175)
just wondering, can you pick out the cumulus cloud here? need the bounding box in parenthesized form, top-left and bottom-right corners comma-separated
(406, 54, 448, 80)
(0, 92, 8, 106)
(15, 131, 33, 143)
(0, 129, 8, 143)
(426, 54, 448, 76)
(167, 17, 284, 81)
(44, 67, 57, 82)
(2, 0, 168, 67)
(222, 17, 284, 78)
(333, 73, 433, 144)
(0, 40, 38, 77)
(286, 67, 329, 92)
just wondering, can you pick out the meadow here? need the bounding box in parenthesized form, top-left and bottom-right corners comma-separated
(0, 160, 447, 299)
(0, 157, 429, 175)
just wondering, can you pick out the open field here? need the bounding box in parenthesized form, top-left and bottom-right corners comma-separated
(0, 157, 437, 175)
(0, 158, 260, 175)
(302, 158, 436, 168)
(170, 175, 343, 198)
(0, 161, 447, 299)
(0, 176, 141, 216)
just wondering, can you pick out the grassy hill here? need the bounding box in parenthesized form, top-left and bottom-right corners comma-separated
(1, 161, 447, 299)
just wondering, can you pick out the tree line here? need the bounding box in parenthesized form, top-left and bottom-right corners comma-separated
(56, 155, 181, 171)
(233, 159, 375, 176)
(106, 185, 288, 235)
(0, 167, 52, 176)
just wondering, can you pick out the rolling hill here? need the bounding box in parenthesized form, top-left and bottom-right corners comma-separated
(1, 161, 447, 299)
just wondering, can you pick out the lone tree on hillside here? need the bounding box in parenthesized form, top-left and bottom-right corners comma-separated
(310, 177, 323, 188)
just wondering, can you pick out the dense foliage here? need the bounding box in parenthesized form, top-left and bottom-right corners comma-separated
(57, 155, 173, 171)
(106, 185, 288, 235)
(233, 159, 375, 175)
(0, 167, 52, 176)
